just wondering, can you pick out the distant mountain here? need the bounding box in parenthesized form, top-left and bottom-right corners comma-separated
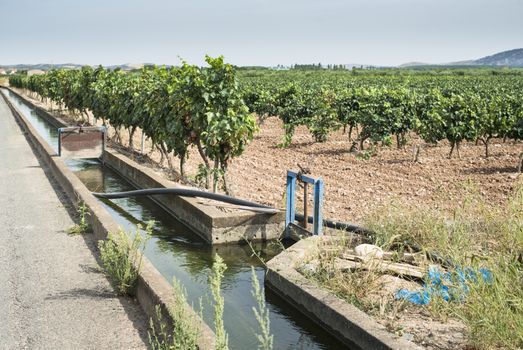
(0, 63, 85, 71)
(401, 48, 523, 68)
(399, 61, 430, 68)
(445, 60, 476, 66)
(474, 48, 523, 67)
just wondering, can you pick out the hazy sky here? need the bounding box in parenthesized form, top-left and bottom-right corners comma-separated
(1, 0, 522, 66)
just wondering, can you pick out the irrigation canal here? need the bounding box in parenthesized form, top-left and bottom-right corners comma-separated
(0, 91, 149, 348)
(1, 88, 349, 350)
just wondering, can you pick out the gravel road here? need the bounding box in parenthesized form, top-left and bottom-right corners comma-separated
(0, 95, 149, 349)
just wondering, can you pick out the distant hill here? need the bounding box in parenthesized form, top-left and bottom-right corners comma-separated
(402, 48, 523, 68)
(474, 48, 523, 67)
(0, 63, 154, 72)
(399, 61, 430, 68)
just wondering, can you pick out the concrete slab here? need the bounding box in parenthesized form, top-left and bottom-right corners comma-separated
(266, 236, 423, 350)
(102, 150, 286, 244)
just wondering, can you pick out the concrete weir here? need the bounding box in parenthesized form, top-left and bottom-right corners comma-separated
(0, 88, 216, 349)
(266, 236, 422, 350)
(102, 150, 286, 244)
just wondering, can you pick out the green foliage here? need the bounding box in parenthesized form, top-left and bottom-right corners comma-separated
(355, 145, 378, 160)
(148, 279, 200, 350)
(98, 223, 151, 296)
(239, 70, 523, 160)
(250, 268, 273, 350)
(9, 56, 257, 192)
(209, 254, 229, 350)
(11, 65, 523, 170)
(306, 88, 340, 143)
(67, 201, 91, 235)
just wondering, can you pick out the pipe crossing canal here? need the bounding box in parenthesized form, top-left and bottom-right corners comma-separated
(0, 88, 349, 349)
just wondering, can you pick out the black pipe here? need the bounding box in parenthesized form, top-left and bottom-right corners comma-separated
(92, 188, 276, 210)
(295, 213, 374, 236)
(93, 187, 454, 267)
(93, 188, 367, 231)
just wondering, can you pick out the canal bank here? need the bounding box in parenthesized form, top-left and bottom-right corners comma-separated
(0, 90, 149, 349)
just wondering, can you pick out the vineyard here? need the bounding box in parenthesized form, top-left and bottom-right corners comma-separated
(5, 58, 523, 350)
(241, 69, 523, 159)
(9, 57, 257, 193)
(8, 61, 523, 202)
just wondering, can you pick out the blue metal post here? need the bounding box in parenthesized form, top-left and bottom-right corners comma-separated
(286, 170, 324, 237)
(285, 171, 297, 238)
(313, 179, 324, 236)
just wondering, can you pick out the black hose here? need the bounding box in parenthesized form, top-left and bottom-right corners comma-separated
(294, 213, 374, 236)
(92, 188, 275, 209)
(93, 187, 454, 267)
(93, 188, 367, 229)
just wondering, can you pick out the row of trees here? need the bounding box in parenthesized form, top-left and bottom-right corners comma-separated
(10, 56, 257, 192)
(241, 74, 523, 159)
(9, 65, 523, 179)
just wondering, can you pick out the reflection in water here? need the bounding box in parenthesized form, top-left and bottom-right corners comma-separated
(2, 89, 59, 152)
(67, 159, 348, 349)
(2, 89, 349, 350)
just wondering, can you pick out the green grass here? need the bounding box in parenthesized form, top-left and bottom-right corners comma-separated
(148, 255, 275, 350)
(67, 201, 91, 235)
(98, 222, 151, 296)
(148, 279, 201, 350)
(250, 267, 273, 350)
(209, 254, 229, 350)
(303, 181, 523, 349)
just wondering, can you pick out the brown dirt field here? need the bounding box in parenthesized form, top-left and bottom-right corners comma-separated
(180, 116, 521, 224)
(14, 88, 522, 224)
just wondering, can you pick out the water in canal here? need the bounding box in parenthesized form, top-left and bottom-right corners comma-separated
(1, 88, 349, 350)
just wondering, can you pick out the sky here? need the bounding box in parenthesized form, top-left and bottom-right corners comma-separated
(0, 0, 522, 67)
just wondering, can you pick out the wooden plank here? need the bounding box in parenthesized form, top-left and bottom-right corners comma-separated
(342, 252, 422, 265)
(334, 257, 425, 280)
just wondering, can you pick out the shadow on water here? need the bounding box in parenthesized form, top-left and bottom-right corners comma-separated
(3, 89, 351, 350)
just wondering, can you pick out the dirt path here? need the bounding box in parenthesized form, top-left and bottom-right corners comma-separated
(0, 96, 149, 349)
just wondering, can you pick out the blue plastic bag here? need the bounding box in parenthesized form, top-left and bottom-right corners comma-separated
(395, 266, 492, 305)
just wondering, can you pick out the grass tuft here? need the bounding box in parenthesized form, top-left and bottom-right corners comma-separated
(209, 254, 229, 350)
(251, 267, 273, 350)
(98, 222, 151, 296)
(67, 202, 91, 235)
(303, 181, 523, 349)
(148, 278, 201, 350)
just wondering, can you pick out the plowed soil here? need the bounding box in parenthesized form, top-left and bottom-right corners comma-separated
(15, 88, 522, 223)
(179, 116, 521, 223)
